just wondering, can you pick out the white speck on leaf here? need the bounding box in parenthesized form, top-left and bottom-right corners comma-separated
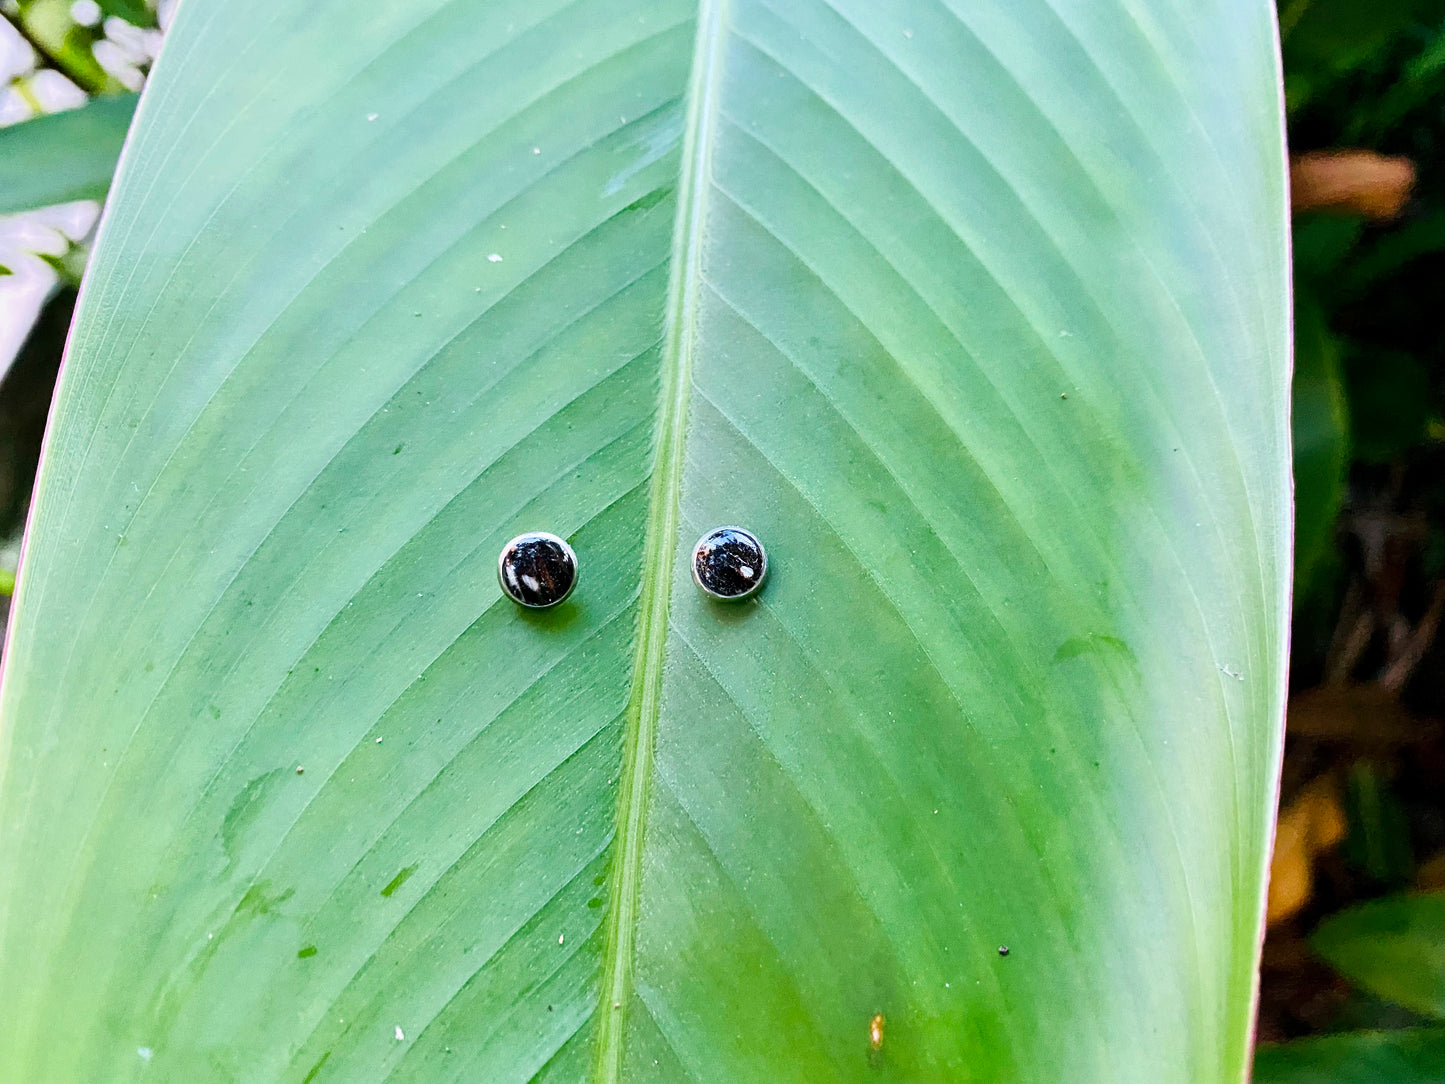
(137, 1047, 153, 1061)
(394, 1026, 405, 1041)
(367, 113, 378, 121)
(532, 146, 541, 154)
(487, 253, 503, 263)
(559, 933, 565, 945)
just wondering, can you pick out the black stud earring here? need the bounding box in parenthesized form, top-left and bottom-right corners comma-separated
(498, 532, 577, 608)
(691, 526, 767, 600)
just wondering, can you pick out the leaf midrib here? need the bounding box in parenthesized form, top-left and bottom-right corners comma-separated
(592, 1, 728, 1080)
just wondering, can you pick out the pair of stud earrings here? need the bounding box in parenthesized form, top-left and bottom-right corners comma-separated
(497, 526, 767, 609)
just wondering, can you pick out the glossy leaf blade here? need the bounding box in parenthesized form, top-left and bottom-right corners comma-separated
(0, 1, 1291, 1083)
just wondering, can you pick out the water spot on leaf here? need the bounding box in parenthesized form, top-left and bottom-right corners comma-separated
(620, 186, 673, 215)
(1053, 633, 1137, 673)
(380, 863, 418, 898)
(221, 769, 286, 865)
(236, 881, 293, 917)
(602, 105, 683, 196)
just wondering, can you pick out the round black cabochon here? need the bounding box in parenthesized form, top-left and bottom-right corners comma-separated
(498, 533, 577, 608)
(692, 526, 767, 600)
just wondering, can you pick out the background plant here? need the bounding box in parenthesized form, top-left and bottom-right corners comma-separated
(4, 0, 1419, 1079)
(1253, 0, 1445, 1078)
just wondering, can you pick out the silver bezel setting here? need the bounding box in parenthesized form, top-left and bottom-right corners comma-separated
(497, 531, 578, 608)
(691, 525, 767, 601)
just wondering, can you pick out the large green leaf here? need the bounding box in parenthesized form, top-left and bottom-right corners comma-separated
(0, 1, 1292, 1082)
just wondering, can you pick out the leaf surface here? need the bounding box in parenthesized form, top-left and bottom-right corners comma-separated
(0, 1, 1291, 1082)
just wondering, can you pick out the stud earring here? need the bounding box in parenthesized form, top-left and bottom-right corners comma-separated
(498, 532, 577, 608)
(691, 526, 767, 600)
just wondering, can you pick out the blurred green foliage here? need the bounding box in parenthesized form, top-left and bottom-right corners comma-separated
(12, 0, 156, 88)
(1261, 0, 1445, 1076)
(1287, 0, 1445, 607)
(13, 0, 121, 93)
(1254, 1027, 1445, 1083)
(0, 95, 137, 215)
(1313, 892, 1445, 1018)
(1291, 281, 1349, 593)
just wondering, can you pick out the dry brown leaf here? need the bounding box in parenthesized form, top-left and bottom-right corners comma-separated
(1419, 851, 1445, 891)
(1267, 776, 1348, 926)
(1291, 151, 1416, 220)
(1287, 684, 1439, 745)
